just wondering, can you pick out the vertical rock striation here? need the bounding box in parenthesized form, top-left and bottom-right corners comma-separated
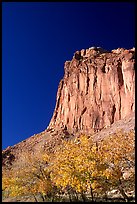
(48, 47, 135, 134)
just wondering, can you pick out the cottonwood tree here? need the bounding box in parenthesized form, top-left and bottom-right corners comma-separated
(2, 129, 134, 202)
(97, 129, 135, 201)
(2, 150, 54, 202)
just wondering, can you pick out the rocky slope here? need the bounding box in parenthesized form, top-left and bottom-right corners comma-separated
(2, 46, 135, 202)
(2, 46, 135, 169)
(2, 112, 135, 169)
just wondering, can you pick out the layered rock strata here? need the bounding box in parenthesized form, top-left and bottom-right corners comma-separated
(48, 47, 135, 133)
(2, 47, 135, 171)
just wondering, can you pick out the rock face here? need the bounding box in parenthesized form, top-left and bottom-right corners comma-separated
(48, 47, 135, 133)
(2, 46, 135, 181)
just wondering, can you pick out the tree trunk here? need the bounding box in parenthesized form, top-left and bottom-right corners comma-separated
(33, 194, 38, 202)
(90, 185, 94, 202)
(103, 192, 108, 202)
(118, 179, 130, 202)
(68, 191, 72, 202)
(51, 195, 54, 202)
(74, 191, 79, 201)
(81, 192, 87, 202)
(41, 193, 45, 202)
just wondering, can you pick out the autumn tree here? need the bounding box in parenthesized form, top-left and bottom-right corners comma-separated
(2, 129, 134, 202)
(50, 130, 135, 202)
(2, 150, 55, 202)
(94, 129, 135, 201)
(50, 135, 105, 201)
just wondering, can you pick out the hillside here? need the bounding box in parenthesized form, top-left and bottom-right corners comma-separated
(2, 47, 135, 202)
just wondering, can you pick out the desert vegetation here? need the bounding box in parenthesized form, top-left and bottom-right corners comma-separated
(2, 129, 135, 202)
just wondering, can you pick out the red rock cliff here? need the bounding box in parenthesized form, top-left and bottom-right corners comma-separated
(48, 47, 135, 133)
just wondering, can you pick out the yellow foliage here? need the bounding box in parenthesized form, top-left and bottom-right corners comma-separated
(2, 129, 135, 200)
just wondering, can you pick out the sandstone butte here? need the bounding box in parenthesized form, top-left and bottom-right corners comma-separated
(48, 47, 135, 133)
(2, 46, 135, 167)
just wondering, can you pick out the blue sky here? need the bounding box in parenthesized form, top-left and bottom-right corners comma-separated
(2, 2, 135, 149)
